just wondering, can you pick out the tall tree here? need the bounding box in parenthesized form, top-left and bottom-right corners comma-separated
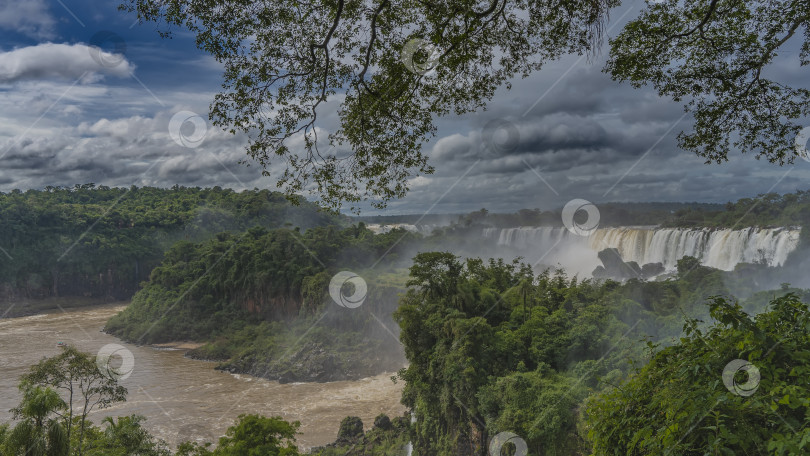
(121, 0, 616, 209)
(5, 386, 69, 456)
(214, 414, 300, 456)
(607, 0, 810, 165)
(122, 1, 809, 209)
(20, 346, 128, 455)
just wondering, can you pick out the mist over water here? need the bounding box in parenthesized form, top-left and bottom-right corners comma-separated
(364, 222, 802, 278)
(3, 221, 804, 454)
(365, 223, 443, 236)
(483, 226, 801, 275)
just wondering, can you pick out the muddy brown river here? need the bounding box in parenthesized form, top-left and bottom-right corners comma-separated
(0, 304, 406, 451)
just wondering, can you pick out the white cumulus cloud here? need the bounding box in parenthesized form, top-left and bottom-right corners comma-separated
(0, 43, 135, 83)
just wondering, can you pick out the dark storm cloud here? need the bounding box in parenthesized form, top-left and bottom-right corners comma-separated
(1, 0, 808, 215)
(1, 138, 61, 170)
(382, 52, 810, 215)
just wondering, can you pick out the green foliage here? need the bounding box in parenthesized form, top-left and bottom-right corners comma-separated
(676, 255, 702, 276)
(19, 345, 128, 455)
(175, 413, 409, 456)
(0, 348, 170, 456)
(1, 349, 310, 456)
(122, 0, 807, 208)
(4, 386, 68, 456)
(587, 294, 810, 455)
(452, 202, 724, 228)
(311, 414, 411, 456)
(105, 224, 411, 344)
(608, 0, 810, 166)
(83, 416, 171, 456)
(120, 0, 618, 209)
(395, 253, 633, 454)
(446, 191, 810, 231)
(664, 191, 810, 229)
(478, 371, 587, 455)
(392, 249, 799, 455)
(213, 414, 300, 456)
(105, 224, 417, 381)
(336, 416, 365, 444)
(0, 185, 340, 301)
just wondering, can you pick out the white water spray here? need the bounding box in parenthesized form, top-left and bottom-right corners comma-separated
(366, 223, 440, 236)
(483, 226, 801, 274)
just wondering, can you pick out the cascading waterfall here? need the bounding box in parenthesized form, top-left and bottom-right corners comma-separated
(483, 226, 801, 273)
(366, 223, 440, 236)
(404, 412, 416, 456)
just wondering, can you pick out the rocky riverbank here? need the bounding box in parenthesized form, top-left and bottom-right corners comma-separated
(205, 341, 406, 383)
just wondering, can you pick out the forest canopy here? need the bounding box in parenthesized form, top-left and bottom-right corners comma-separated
(121, 0, 810, 209)
(0, 185, 340, 301)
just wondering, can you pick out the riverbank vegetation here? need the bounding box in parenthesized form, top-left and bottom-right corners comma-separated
(4, 258, 809, 454)
(6, 186, 810, 453)
(0, 186, 340, 301)
(394, 253, 810, 454)
(588, 294, 810, 454)
(0, 345, 409, 456)
(104, 224, 421, 382)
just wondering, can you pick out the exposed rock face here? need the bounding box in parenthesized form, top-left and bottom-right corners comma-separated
(336, 416, 365, 444)
(309, 413, 411, 454)
(592, 248, 666, 281)
(373, 413, 393, 431)
(641, 262, 665, 278)
(592, 248, 640, 280)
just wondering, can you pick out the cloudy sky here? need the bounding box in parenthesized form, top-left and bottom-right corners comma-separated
(1, 0, 808, 216)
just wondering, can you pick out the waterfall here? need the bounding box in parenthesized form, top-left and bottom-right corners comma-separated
(366, 223, 440, 235)
(483, 226, 801, 273)
(404, 411, 416, 456)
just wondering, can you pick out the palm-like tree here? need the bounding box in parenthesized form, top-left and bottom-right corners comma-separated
(6, 386, 68, 456)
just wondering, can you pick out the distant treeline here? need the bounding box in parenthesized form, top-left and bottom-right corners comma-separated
(0, 185, 341, 301)
(392, 191, 810, 231)
(5, 186, 809, 304)
(357, 202, 723, 229)
(454, 202, 724, 228)
(355, 213, 461, 225)
(662, 190, 810, 229)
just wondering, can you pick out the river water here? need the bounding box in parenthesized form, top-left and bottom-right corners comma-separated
(0, 304, 406, 451)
